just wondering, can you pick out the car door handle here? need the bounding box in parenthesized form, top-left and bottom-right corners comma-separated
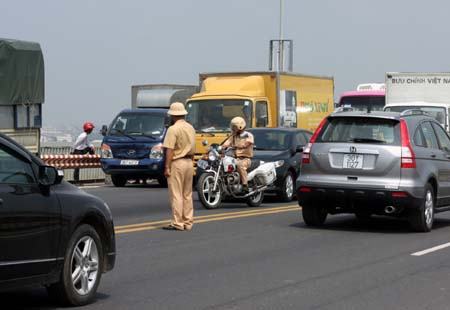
(431, 154, 436, 158)
(446, 155, 450, 159)
(0, 198, 3, 206)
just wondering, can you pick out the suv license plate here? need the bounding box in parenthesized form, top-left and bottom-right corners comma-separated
(120, 160, 139, 166)
(343, 154, 363, 169)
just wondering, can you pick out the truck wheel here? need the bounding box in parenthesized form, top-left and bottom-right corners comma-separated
(409, 183, 434, 232)
(111, 175, 127, 187)
(302, 204, 327, 226)
(277, 172, 295, 202)
(47, 225, 103, 306)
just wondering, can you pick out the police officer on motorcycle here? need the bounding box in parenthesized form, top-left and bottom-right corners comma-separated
(222, 117, 254, 192)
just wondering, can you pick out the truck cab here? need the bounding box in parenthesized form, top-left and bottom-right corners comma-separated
(186, 72, 334, 159)
(384, 72, 450, 133)
(338, 83, 386, 112)
(100, 109, 169, 187)
(384, 102, 449, 132)
(186, 75, 273, 159)
(100, 84, 198, 187)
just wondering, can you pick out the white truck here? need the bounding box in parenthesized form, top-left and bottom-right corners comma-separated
(131, 84, 198, 109)
(384, 72, 450, 132)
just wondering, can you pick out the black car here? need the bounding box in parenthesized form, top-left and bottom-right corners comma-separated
(248, 128, 312, 202)
(0, 134, 115, 306)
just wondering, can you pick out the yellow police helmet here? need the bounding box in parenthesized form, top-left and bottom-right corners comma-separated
(230, 116, 246, 131)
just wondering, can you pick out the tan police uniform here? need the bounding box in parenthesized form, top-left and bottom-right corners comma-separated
(163, 119, 196, 230)
(223, 131, 254, 185)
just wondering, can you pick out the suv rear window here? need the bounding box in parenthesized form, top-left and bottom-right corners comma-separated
(317, 117, 400, 145)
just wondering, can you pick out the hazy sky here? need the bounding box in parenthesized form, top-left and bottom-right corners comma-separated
(2, 0, 450, 128)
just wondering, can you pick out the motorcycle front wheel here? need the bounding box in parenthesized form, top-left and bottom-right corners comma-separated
(197, 173, 222, 209)
(246, 179, 264, 207)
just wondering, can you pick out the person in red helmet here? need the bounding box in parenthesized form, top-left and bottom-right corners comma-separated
(73, 122, 95, 155)
(72, 122, 96, 182)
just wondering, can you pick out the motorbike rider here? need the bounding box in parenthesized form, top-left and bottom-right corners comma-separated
(73, 122, 95, 155)
(72, 122, 95, 183)
(222, 116, 254, 192)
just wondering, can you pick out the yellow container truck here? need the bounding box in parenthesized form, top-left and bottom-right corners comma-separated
(185, 71, 334, 158)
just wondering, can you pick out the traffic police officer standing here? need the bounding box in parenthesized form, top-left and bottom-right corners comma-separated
(162, 102, 196, 231)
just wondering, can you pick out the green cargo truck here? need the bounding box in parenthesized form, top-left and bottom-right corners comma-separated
(0, 38, 44, 154)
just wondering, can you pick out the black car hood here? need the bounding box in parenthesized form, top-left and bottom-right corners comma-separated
(253, 149, 290, 161)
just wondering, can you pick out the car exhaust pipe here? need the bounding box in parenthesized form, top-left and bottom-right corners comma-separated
(385, 206, 396, 214)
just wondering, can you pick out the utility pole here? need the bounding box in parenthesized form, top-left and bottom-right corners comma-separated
(278, 0, 284, 72)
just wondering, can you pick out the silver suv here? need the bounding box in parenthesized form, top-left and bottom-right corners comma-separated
(297, 110, 450, 232)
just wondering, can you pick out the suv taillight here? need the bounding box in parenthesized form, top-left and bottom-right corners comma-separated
(302, 143, 312, 164)
(302, 117, 328, 164)
(400, 119, 416, 169)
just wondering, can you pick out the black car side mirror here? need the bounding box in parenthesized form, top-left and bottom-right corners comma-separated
(101, 125, 108, 136)
(39, 166, 63, 186)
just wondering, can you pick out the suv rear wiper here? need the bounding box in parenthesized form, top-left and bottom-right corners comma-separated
(349, 138, 386, 143)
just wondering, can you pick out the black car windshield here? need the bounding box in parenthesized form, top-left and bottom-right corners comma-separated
(251, 130, 292, 151)
(317, 117, 400, 145)
(186, 99, 252, 133)
(339, 96, 385, 112)
(109, 113, 165, 137)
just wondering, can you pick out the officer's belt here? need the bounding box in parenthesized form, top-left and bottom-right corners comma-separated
(174, 155, 194, 161)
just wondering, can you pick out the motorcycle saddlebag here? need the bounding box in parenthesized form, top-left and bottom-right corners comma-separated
(253, 163, 276, 186)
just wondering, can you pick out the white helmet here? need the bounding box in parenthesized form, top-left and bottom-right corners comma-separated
(167, 102, 188, 116)
(230, 116, 246, 132)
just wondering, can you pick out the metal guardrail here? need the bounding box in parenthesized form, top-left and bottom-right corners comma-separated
(40, 154, 101, 169)
(40, 146, 105, 182)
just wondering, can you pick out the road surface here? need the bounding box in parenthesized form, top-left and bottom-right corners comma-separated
(3, 184, 450, 309)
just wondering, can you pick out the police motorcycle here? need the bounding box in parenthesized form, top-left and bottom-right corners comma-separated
(196, 141, 284, 209)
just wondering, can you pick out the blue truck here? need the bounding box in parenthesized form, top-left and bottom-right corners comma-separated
(100, 84, 198, 187)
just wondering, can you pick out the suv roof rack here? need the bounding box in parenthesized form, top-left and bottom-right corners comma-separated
(400, 109, 431, 117)
(333, 106, 354, 113)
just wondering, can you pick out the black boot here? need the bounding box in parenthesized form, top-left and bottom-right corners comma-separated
(242, 184, 249, 193)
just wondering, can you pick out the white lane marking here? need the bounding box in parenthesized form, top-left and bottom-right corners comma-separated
(411, 242, 450, 256)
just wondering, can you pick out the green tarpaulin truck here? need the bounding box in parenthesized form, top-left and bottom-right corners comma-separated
(0, 38, 44, 153)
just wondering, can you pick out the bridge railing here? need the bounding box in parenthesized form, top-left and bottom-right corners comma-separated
(40, 146, 105, 182)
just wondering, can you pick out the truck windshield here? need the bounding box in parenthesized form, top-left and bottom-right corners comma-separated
(186, 99, 252, 133)
(339, 96, 385, 112)
(384, 106, 447, 127)
(109, 113, 165, 137)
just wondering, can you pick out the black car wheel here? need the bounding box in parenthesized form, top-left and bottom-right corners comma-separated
(302, 204, 327, 226)
(111, 175, 127, 187)
(47, 224, 104, 306)
(278, 172, 295, 202)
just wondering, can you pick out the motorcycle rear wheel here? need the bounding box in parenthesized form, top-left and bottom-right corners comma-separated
(197, 173, 222, 209)
(246, 179, 264, 207)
